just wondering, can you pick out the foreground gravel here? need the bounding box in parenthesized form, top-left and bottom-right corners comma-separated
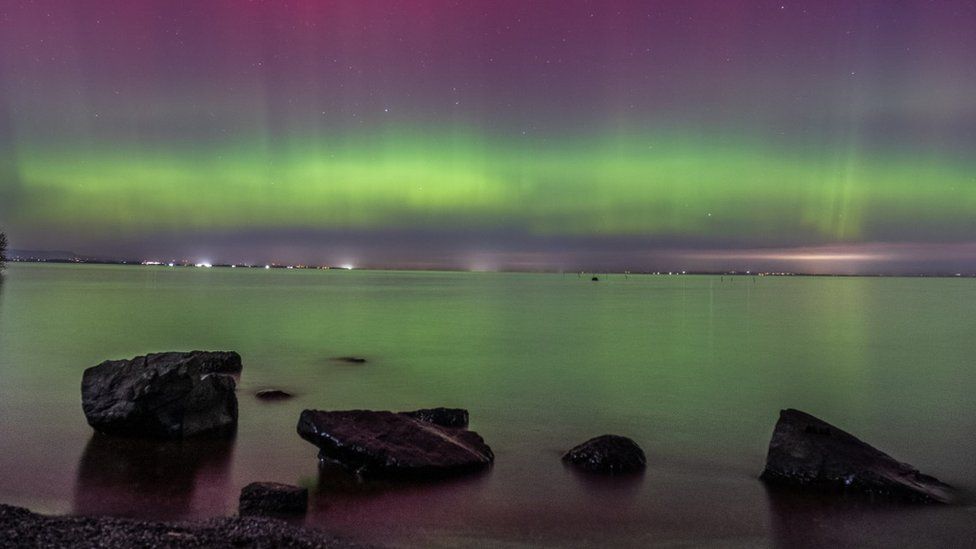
(0, 504, 373, 548)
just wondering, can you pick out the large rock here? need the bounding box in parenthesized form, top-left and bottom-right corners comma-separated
(562, 435, 647, 475)
(760, 409, 954, 503)
(132, 350, 243, 374)
(401, 407, 469, 428)
(81, 351, 240, 439)
(239, 482, 308, 517)
(297, 409, 493, 478)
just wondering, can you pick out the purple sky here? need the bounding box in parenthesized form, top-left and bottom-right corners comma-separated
(1, 1, 975, 272)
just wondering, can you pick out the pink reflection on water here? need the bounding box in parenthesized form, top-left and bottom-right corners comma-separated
(300, 456, 649, 546)
(72, 433, 236, 520)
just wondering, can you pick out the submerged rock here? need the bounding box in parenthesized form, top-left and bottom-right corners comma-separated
(401, 407, 469, 428)
(81, 351, 240, 439)
(255, 389, 294, 401)
(332, 356, 367, 364)
(760, 409, 954, 503)
(239, 482, 308, 517)
(297, 409, 493, 478)
(562, 435, 646, 475)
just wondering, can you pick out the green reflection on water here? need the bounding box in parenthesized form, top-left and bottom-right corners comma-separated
(0, 264, 975, 537)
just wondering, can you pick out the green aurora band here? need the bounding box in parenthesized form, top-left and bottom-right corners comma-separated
(9, 130, 975, 245)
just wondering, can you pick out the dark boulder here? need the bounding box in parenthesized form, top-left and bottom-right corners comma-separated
(81, 351, 239, 439)
(297, 409, 493, 478)
(562, 435, 646, 475)
(255, 389, 293, 401)
(193, 350, 242, 374)
(239, 482, 308, 517)
(401, 407, 469, 428)
(760, 409, 954, 503)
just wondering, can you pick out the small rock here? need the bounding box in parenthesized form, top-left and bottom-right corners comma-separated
(255, 389, 293, 401)
(591, 276, 599, 281)
(332, 356, 367, 364)
(760, 409, 954, 503)
(401, 408, 469, 428)
(563, 435, 646, 475)
(239, 482, 308, 517)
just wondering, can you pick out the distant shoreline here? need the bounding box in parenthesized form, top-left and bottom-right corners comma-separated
(6, 258, 976, 278)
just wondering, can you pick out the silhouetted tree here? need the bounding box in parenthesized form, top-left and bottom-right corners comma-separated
(0, 231, 6, 271)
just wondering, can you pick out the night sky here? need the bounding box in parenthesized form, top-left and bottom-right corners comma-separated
(1, 1, 975, 272)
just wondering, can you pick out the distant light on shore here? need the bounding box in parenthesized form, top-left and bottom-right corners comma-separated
(340, 264, 354, 270)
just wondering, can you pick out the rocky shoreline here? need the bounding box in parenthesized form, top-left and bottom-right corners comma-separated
(75, 351, 956, 503)
(9, 349, 959, 547)
(0, 504, 372, 549)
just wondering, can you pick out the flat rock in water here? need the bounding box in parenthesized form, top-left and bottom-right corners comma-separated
(562, 435, 647, 475)
(401, 407, 469, 428)
(239, 482, 308, 517)
(760, 409, 954, 503)
(81, 351, 240, 439)
(297, 409, 493, 478)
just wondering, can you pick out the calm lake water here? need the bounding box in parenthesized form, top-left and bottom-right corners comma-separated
(1, 263, 975, 547)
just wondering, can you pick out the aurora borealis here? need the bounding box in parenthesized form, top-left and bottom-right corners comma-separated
(1, 1, 975, 272)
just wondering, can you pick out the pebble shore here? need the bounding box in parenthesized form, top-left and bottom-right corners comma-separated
(0, 504, 371, 548)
